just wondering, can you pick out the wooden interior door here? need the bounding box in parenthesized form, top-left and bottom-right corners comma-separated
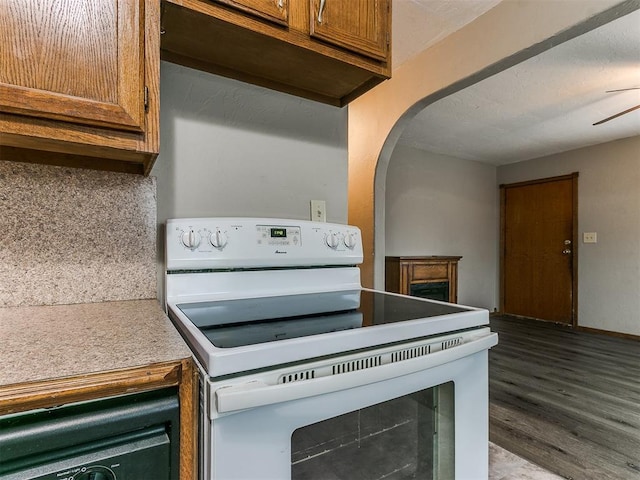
(500, 174, 578, 325)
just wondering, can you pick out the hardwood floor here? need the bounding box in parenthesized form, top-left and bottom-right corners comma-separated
(489, 314, 640, 480)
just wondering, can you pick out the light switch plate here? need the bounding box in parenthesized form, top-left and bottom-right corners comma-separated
(310, 200, 326, 222)
(583, 232, 597, 243)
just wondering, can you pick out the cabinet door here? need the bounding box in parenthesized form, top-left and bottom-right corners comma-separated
(309, 0, 389, 61)
(0, 0, 145, 133)
(216, 0, 289, 25)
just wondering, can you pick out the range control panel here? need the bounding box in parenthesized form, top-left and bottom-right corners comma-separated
(166, 218, 363, 271)
(256, 225, 301, 247)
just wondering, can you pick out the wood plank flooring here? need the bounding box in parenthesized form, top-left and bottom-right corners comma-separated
(489, 314, 640, 480)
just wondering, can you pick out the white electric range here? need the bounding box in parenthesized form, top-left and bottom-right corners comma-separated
(165, 217, 497, 480)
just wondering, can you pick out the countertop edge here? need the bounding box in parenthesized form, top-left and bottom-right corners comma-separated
(0, 299, 193, 388)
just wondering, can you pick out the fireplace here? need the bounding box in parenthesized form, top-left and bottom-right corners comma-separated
(385, 256, 461, 303)
(410, 281, 450, 302)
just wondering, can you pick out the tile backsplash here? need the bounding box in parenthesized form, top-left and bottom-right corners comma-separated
(0, 161, 156, 307)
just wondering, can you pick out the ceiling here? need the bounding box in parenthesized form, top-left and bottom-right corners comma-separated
(392, 1, 640, 166)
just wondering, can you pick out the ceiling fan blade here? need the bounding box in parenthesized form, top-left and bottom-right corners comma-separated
(593, 104, 640, 126)
(605, 87, 640, 93)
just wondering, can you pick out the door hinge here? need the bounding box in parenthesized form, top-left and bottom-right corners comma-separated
(144, 86, 149, 112)
(387, 0, 391, 47)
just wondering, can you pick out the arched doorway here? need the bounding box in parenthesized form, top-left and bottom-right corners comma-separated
(347, 0, 633, 288)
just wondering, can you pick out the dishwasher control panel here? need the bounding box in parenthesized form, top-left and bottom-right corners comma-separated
(55, 465, 117, 480)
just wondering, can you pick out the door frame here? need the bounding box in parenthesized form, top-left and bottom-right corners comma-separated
(499, 172, 579, 326)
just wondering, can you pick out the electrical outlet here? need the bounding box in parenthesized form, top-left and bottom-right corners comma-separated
(310, 200, 326, 222)
(583, 232, 597, 243)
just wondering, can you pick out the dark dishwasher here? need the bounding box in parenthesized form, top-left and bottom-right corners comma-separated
(0, 388, 180, 480)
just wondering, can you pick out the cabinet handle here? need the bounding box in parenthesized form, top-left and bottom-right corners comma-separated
(278, 0, 283, 8)
(317, 0, 326, 23)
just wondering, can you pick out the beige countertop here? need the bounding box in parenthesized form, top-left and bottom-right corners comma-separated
(0, 299, 192, 388)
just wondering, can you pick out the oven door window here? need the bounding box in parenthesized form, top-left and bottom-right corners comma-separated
(291, 382, 454, 479)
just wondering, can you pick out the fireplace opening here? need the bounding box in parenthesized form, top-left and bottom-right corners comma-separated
(410, 282, 449, 302)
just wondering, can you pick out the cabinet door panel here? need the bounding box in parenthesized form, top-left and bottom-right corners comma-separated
(216, 0, 289, 25)
(0, 0, 145, 132)
(310, 0, 389, 61)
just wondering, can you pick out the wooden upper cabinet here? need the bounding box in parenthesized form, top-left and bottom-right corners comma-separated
(0, 0, 160, 175)
(160, 0, 391, 107)
(216, 0, 289, 25)
(310, 0, 389, 61)
(0, 1, 144, 132)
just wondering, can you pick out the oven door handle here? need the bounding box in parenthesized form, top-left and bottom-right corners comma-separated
(215, 333, 497, 414)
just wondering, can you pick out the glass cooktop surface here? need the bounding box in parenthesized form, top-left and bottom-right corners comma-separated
(177, 290, 471, 348)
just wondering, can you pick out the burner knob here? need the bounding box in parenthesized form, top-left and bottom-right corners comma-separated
(325, 232, 339, 249)
(74, 466, 116, 480)
(181, 229, 201, 250)
(343, 232, 357, 249)
(209, 229, 228, 249)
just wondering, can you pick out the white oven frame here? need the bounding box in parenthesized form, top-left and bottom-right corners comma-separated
(199, 332, 497, 480)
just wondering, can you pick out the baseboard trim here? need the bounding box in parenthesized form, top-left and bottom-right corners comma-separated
(575, 325, 640, 342)
(491, 312, 640, 341)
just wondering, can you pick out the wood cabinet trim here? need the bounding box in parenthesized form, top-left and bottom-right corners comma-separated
(178, 358, 199, 480)
(0, 360, 184, 416)
(0, 84, 143, 132)
(215, 0, 289, 25)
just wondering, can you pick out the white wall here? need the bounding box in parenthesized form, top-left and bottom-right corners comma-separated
(385, 144, 499, 310)
(498, 136, 640, 336)
(152, 62, 348, 224)
(151, 62, 349, 298)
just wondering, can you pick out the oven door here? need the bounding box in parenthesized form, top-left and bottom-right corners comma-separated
(202, 330, 497, 480)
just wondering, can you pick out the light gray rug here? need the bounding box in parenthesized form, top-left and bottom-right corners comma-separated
(489, 442, 563, 480)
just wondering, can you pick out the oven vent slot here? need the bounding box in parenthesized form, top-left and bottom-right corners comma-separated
(441, 337, 462, 350)
(332, 355, 382, 375)
(280, 369, 316, 384)
(277, 337, 464, 385)
(390, 344, 430, 363)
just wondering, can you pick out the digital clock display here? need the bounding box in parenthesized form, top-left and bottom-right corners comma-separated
(270, 228, 287, 238)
